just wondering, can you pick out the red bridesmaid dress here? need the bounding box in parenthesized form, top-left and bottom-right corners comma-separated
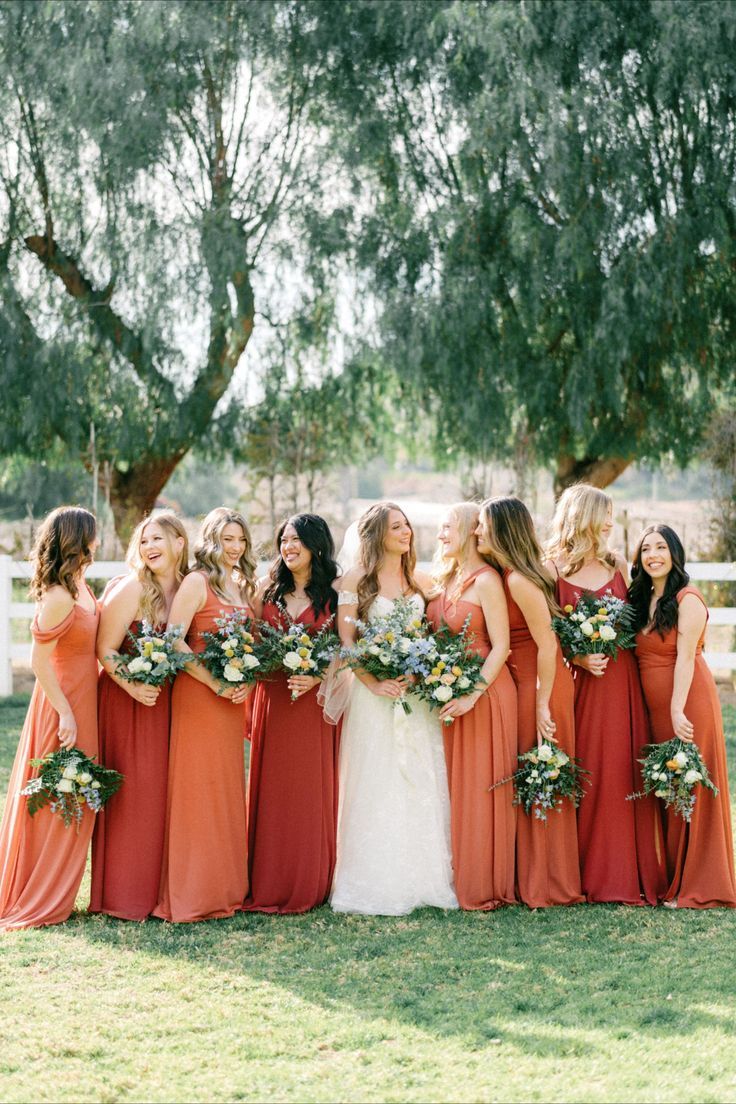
(244, 601, 339, 913)
(0, 596, 99, 930)
(90, 621, 171, 921)
(154, 576, 249, 923)
(636, 586, 736, 908)
(556, 570, 666, 905)
(504, 572, 583, 907)
(426, 567, 518, 910)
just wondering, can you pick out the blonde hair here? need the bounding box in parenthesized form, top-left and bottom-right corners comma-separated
(355, 501, 423, 620)
(29, 506, 96, 601)
(193, 507, 256, 603)
(545, 484, 615, 578)
(431, 502, 481, 593)
(126, 511, 190, 626)
(479, 496, 559, 616)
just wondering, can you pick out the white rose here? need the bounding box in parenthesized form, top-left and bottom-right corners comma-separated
(537, 745, 554, 762)
(433, 684, 453, 702)
(556, 752, 569, 765)
(398, 637, 412, 653)
(77, 772, 92, 785)
(127, 656, 147, 674)
(650, 771, 662, 781)
(457, 677, 471, 689)
(220, 641, 232, 651)
(283, 652, 302, 671)
(150, 651, 167, 664)
(378, 651, 392, 664)
(580, 621, 594, 637)
(90, 780, 101, 790)
(240, 653, 260, 670)
(223, 664, 245, 682)
(56, 778, 75, 793)
(684, 769, 702, 785)
(598, 625, 616, 642)
(674, 751, 688, 769)
(62, 764, 79, 780)
(368, 644, 381, 656)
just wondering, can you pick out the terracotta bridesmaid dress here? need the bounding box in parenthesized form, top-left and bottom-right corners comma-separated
(636, 586, 736, 908)
(556, 570, 666, 905)
(90, 621, 171, 921)
(504, 572, 583, 908)
(426, 567, 518, 910)
(0, 597, 99, 931)
(243, 601, 339, 913)
(154, 576, 249, 922)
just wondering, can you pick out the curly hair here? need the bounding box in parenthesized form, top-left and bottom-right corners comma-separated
(355, 502, 423, 621)
(629, 525, 690, 637)
(263, 514, 340, 617)
(29, 506, 97, 601)
(126, 510, 190, 625)
(193, 507, 256, 603)
(479, 496, 560, 616)
(545, 483, 616, 578)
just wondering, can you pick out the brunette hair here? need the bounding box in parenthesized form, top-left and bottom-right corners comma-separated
(126, 510, 190, 625)
(431, 502, 481, 593)
(193, 507, 256, 603)
(479, 496, 560, 616)
(545, 483, 616, 577)
(29, 506, 97, 601)
(629, 524, 690, 636)
(263, 514, 339, 617)
(355, 501, 423, 620)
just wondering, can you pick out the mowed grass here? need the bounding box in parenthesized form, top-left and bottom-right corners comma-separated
(1, 697, 735, 1104)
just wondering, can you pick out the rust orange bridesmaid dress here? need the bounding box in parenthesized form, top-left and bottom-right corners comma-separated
(426, 567, 518, 910)
(636, 586, 736, 908)
(556, 570, 666, 905)
(504, 572, 583, 908)
(0, 599, 99, 931)
(243, 601, 339, 913)
(154, 576, 248, 923)
(90, 621, 171, 921)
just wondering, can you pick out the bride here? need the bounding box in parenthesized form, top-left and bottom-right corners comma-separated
(328, 502, 458, 915)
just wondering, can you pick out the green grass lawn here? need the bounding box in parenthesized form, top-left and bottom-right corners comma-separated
(1, 696, 735, 1104)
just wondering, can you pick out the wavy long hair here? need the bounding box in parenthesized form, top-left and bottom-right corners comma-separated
(479, 496, 559, 616)
(545, 483, 615, 578)
(193, 507, 256, 603)
(629, 525, 690, 636)
(263, 513, 340, 617)
(431, 502, 481, 593)
(126, 511, 190, 626)
(29, 506, 97, 601)
(356, 502, 423, 620)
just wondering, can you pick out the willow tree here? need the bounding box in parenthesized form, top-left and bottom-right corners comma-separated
(0, 0, 348, 537)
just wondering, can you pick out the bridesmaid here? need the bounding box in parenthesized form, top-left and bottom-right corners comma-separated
(546, 484, 666, 905)
(154, 507, 255, 923)
(244, 514, 340, 913)
(478, 497, 583, 908)
(91, 511, 189, 921)
(0, 506, 99, 931)
(426, 502, 518, 910)
(631, 525, 736, 908)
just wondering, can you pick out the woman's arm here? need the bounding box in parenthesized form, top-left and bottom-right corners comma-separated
(670, 593, 707, 742)
(337, 570, 406, 700)
(508, 571, 558, 744)
(32, 586, 77, 748)
(168, 573, 249, 702)
(439, 570, 510, 721)
(96, 576, 160, 706)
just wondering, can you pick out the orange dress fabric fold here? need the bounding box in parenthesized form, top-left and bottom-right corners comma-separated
(426, 567, 518, 910)
(154, 576, 249, 923)
(504, 573, 583, 908)
(243, 601, 339, 914)
(556, 570, 667, 905)
(90, 621, 171, 921)
(635, 586, 736, 908)
(0, 600, 99, 931)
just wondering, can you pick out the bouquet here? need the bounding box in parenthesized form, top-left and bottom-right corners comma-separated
(552, 590, 636, 660)
(200, 608, 264, 689)
(490, 743, 589, 821)
(628, 737, 717, 822)
(112, 622, 189, 686)
(413, 619, 486, 725)
(342, 597, 430, 714)
(257, 609, 340, 700)
(20, 748, 123, 830)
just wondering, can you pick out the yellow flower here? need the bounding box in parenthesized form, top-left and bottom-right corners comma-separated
(224, 648, 235, 658)
(298, 647, 309, 658)
(242, 632, 254, 644)
(431, 667, 442, 677)
(229, 658, 243, 669)
(451, 665, 463, 677)
(243, 645, 253, 654)
(142, 641, 154, 657)
(300, 660, 311, 669)
(597, 609, 608, 618)
(299, 634, 310, 645)
(410, 619, 422, 630)
(564, 604, 574, 614)
(385, 632, 395, 643)
(437, 661, 446, 671)
(665, 759, 679, 771)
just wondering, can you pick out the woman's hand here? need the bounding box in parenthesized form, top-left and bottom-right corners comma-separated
(573, 653, 609, 678)
(287, 674, 322, 699)
(536, 700, 558, 745)
(371, 677, 409, 700)
(57, 709, 78, 749)
(671, 709, 695, 742)
(123, 681, 161, 707)
(439, 689, 483, 723)
(219, 682, 254, 705)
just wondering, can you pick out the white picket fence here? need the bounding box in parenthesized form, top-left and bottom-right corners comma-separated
(0, 555, 734, 696)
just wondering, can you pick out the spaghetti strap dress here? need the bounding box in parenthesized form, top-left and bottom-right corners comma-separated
(0, 596, 99, 930)
(635, 586, 736, 908)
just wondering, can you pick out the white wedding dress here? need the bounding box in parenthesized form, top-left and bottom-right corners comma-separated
(330, 592, 458, 915)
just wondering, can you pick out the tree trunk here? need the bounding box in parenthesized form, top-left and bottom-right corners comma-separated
(554, 454, 632, 498)
(105, 452, 188, 544)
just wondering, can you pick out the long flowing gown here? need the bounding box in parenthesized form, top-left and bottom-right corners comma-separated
(330, 592, 458, 915)
(636, 586, 736, 908)
(0, 597, 99, 930)
(556, 570, 667, 905)
(426, 567, 518, 910)
(154, 576, 249, 922)
(504, 572, 583, 908)
(244, 600, 339, 913)
(90, 620, 171, 921)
